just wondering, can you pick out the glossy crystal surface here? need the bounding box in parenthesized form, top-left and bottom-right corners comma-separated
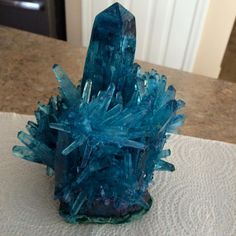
(82, 3, 137, 104)
(13, 3, 185, 224)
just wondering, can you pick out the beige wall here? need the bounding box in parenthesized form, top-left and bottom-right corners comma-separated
(65, 0, 82, 46)
(193, 0, 236, 78)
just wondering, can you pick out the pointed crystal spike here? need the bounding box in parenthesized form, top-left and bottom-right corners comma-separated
(82, 80, 92, 103)
(70, 192, 87, 216)
(81, 3, 136, 103)
(52, 64, 80, 105)
(62, 136, 85, 156)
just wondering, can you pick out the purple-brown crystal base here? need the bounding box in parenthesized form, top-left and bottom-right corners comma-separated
(59, 191, 152, 224)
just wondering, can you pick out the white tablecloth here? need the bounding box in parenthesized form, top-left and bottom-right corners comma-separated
(0, 112, 235, 236)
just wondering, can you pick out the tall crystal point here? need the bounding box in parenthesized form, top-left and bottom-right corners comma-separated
(13, 3, 185, 225)
(81, 3, 137, 104)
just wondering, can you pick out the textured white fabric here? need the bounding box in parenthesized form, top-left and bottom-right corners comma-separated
(0, 112, 235, 236)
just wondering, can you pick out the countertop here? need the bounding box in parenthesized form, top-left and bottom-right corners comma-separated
(0, 26, 236, 144)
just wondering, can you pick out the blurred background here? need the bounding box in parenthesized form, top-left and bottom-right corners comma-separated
(0, 0, 235, 82)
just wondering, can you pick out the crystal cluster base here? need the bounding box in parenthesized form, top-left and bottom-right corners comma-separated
(60, 192, 152, 224)
(13, 3, 185, 224)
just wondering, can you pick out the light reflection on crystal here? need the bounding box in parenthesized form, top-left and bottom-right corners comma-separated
(12, 2, 185, 224)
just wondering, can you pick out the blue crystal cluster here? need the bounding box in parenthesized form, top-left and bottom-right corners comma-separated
(13, 3, 185, 224)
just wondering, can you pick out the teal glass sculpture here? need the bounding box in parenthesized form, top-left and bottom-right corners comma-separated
(12, 3, 185, 224)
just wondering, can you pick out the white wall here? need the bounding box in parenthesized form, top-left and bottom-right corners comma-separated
(65, 0, 211, 73)
(79, 0, 209, 72)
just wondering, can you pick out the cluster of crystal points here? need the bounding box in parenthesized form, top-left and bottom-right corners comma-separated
(13, 3, 185, 224)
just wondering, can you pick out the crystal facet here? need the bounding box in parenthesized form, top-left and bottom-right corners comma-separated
(13, 3, 185, 224)
(81, 3, 137, 104)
